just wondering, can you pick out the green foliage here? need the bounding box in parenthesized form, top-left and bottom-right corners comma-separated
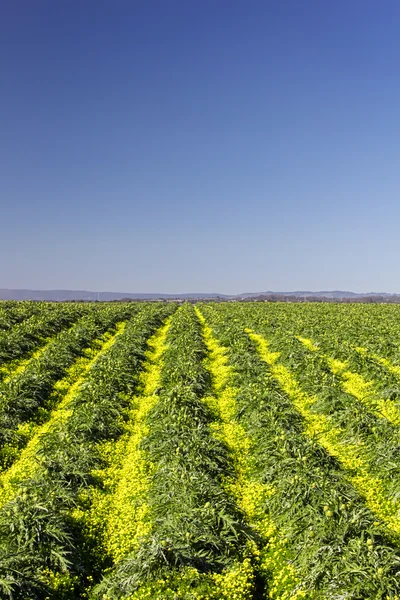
(0, 301, 51, 332)
(0, 477, 76, 599)
(0, 305, 138, 469)
(199, 303, 400, 598)
(0, 303, 86, 366)
(93, 305, 254, 598)
(0, 303, 175, 598)
(4, 301, 400, 598)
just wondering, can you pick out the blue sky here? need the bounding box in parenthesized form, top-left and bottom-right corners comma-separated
(1, 1, 400, 294)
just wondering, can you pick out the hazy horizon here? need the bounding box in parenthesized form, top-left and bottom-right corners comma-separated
(0, 286, 396, 297)
(2, 1, 400, 295)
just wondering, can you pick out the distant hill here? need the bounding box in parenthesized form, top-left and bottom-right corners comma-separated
(238, 290, 393, 299)
(0, 289, 226, 301)
(0, 288, 399, 302)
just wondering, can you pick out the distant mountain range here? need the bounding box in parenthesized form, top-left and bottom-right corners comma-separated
(0, 288, 399, 302)
(0, 289, 222, 301)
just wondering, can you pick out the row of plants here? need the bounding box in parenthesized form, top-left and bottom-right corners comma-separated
(200, 304, 400, 599)
(239, 322, 400, 535)
(0, 320, 127, 510)
(208, 304, 400, 531)
(310, 321, 400, 415)
(0, 301, 55, 331)
(3, 301, 400, 598)
(228, 303, 400, 405)
(0, 303, 175, 599)
(294, 335, 400, 425)
(246, 327, 400, 536)
(84, 316, 173, 569)
(195, 307, 306, 599)
(0, 302, 90, 369)
(89, 304, 255, 599)
(224, 303, 400, 361)
(0, 304, 139, 471)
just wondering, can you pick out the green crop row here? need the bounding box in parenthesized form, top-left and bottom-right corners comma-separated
(238, 311, 400, 537)
(0, 304, 139, 470)
(91, 304, 254, 600)
(0, 301, 57, 331)
(2, 301, 400, 599)
(0, 303, 90, 368)
(199, 303, 400, 599)
(0, 303, 175, 599)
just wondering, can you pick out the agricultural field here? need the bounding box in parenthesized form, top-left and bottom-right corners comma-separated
(2, 301, 400, 599)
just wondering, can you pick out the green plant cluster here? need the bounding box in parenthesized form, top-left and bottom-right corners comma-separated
(93, 304, 253, 599)
(0, 301, 52, 332)
(270, 303, 400, 409)
(276, 335, 400, 501)
(0, 304, 139, 469)
(239, 306, 400, 529)
(200, 304, 400, 599)
(3, 301, 400, 599)
(0, 303, 174, 599)
(0, 303, 88, 367)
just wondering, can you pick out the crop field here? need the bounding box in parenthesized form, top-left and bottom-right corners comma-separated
(2, 301, 400, 599)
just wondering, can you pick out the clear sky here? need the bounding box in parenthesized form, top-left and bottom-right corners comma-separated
(1, 1, 400, 294)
